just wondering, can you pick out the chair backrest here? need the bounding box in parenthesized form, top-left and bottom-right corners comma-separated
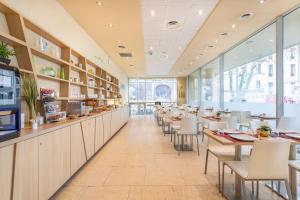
(221, 116, 238, 130)
(230, 111, 241, 122)
(180, 116, 198, 134)
(208, 121, 228, 131)
(240, 111, 251, 123)
(248, 140, 290, 179)
(250, 120, 269, 131)
(278, 117, 299, 131)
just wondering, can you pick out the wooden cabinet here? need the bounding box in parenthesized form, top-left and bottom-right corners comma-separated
(0, 145, 14, 200)
(95, 115, 104, 151)
(81, 118, 96, 160)
(103, 112, 112, 143)
(13, 137, 38, 200)
(70, 123, 87, 175)
(38, 127, 71, 200)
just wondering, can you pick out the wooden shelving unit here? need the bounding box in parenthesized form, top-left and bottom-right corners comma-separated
(0, 1, 121, 104)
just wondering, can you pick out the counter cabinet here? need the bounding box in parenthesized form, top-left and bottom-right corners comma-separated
(0, 106, 129, 200)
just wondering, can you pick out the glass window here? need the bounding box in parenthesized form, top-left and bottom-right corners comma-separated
(187, 69, 201, 106)
(283, 8, 300, 117)
(128, 78, 177, 103)
(224, 23, 276, 116)
(200, 58, 220, 108)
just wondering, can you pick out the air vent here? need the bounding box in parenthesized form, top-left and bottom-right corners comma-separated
(119, 52, 132, 57)
(220, 32, 230, 37)
(166, 20, 181, 30)
(240, 13, 254, 20)
(245, 40, 255, 45)
(118, 45, 126, 49)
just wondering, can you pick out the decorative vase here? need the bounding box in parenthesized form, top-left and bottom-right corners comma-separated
(30, 119, 38, 130)
(257, 129, 270, 137)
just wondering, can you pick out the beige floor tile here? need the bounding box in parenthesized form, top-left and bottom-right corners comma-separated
(79, 186, 129, 200)
(53, 116, 284, 200)
(51, 186, 87, 200)
(104, 166, 146, 186)
(128, 186, 175, 200)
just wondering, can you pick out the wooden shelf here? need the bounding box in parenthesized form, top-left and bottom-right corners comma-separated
(19, 68, 34, 74)
(87, 72, 100, 79)
(37, 74, 69, 83)
(87, 85, 100, 90)
(0, 31, 26, 47)
(31, 47, 69, 66)
(70, 64, 86, 73)
(70, 82, 86, 87)
(56, 97, 69, 101)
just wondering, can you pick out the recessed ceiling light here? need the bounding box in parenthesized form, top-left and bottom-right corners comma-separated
(151, 10, 156, 16)
(150, 46, 154, 50)
(178, 46, 182, 50)
(117, 40, 121, 44)
(232, 24, 236, 29)
(215, 39, 219, 43)
(259, 0, 265, 4)
(108, 23, 113, 28)
(269, 39, 274, 42)
(96, 1, 103, 6)
(198, 9, 203, 15)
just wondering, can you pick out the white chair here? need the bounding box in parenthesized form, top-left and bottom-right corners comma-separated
(222, 140, 292, 199)
(204, 121, 236, 192)
(239, 111, 251, 130)
(175, 116, 200, 156)
(221, 116, 238, 130)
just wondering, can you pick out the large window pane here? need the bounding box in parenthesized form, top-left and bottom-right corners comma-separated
(188, 69, 201, 106)
(201, 58, 220, 108)
(224, 23, 276, 116)
(128, 78, 177, 103)
(283, 8, 300, 117)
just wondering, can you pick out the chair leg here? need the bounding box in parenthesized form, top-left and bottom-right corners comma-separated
(181, 135, 184, 155)
(251, 181, 254, 195)
(204, 149, 209, 174)
(218, 160, 221, 192)
(196, 135, 200, 156)
(256, 181, 259, 199)
(242, 179, 246, 198)
(277, 180, 281, 193)
(222, 163, 225, 197)
(202, 131, 205, 142)
(284, 179, 292, 200)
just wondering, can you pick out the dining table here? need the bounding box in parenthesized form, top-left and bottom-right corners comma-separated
(248, 114, 279, 121)
(203, 128, 300, 200)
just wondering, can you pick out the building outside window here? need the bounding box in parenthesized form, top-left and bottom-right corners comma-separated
(283, 8, 300, 117)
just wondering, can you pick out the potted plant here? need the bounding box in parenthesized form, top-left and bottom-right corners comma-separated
(257, 125, 272, 137)
(215, 111, 221, 118)
(21, 74, 39, 129)
(0, 42, 15, 65)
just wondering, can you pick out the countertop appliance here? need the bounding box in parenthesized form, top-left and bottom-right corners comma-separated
(67, 101, 85, 117)
(0, 64, 21, 142)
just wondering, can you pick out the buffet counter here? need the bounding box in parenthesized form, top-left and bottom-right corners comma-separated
(0, 105, 129, 200)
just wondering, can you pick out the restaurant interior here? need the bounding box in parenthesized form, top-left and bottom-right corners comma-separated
(0, 0, 300, 200)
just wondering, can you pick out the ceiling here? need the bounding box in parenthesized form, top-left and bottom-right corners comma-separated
(141, 0, 218, 76)
(58, 0, 300, 77)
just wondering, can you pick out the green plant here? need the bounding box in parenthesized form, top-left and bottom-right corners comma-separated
(0, 42, 15, 59)
(258, 125, 272, 132)
(21, 74, 38, 119)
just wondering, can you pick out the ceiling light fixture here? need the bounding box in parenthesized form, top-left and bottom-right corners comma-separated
(240, 13, 254, 20)
(117, 40, 121, 44)
(96, 1, 103, 6)
(151, 10, 156, 16)
(198, 9, 203, 15)
(208, 45, 214, 48)
(232, 24, 236, 29)
(118, 45, 126, 49)
(108, 23, 113, 28)
(215, 39, 219, 43)
(259, 0, 265, 4)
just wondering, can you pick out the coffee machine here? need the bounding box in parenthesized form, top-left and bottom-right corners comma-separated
(0, 64, 21, 142)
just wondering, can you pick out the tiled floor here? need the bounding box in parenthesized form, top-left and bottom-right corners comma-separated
(52, 115, 284, 200)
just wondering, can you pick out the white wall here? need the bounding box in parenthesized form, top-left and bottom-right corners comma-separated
(2, 0, 128, 102)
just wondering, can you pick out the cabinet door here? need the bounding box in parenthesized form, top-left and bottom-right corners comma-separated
(13, 137, 38, 200)
(81, 118, 96, 159)
(70, 123, 87, 175)
(95, 116, 104, 151)
(111, 111, 117, 135)
(38, 127, 71, 200)
(103, 112, 111, 143)
(0, 145, 14, 200)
